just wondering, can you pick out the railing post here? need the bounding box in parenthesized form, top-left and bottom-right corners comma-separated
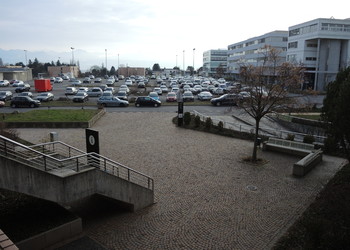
(128, 169, 130, 181)
(104, 159, 107, 171)
(43, 155, 47, 171)
(4, 140, 7, 156)
(76, 158, 79, 172)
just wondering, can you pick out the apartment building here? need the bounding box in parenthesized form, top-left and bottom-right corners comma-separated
(227, 31, 288, 80)
(286, 17, 350, 91)
(202, 49, 228, 77)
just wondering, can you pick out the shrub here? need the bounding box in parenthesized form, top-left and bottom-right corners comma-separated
(194, 115, 201, 128)
(205, 117, 212, 130)
(286, 134, 295, 141)
(303, 134, 315, 144)
(217, 121, 224, 131)
(183, 112, 191, 126)
(324, 136, 338, 154)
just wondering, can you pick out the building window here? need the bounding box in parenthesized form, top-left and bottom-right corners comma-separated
(289, 28, 300, 37)
(306, 57, 317, 61)
(307, 43, 318, 48)
(288, 41, 298, 49)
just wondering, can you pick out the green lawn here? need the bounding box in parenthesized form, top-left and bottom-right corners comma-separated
(1, 109, 99, 122)
(293, 113, 321, 120)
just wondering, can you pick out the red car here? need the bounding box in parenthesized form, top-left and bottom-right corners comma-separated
(166, 92, 177, 102)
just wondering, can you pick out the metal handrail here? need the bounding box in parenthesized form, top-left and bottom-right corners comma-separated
(0, 135, 153, 190)
(192, 110, 327, 143)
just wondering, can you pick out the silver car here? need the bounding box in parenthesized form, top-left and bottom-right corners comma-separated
(97, 96, 129, 107)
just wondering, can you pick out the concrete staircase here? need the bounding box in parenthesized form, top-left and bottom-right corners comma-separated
(0, 135, 154, 211)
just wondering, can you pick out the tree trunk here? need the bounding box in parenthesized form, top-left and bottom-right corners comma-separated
(252, 118, 260, 162)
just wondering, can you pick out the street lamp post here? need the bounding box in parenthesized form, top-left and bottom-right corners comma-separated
(24, 50, 28, 82)
(183, 50, 185, 76)
(70, 47, 75, 65)
(193, 48, 195, 76)
(105, 49, 108, 76)
(118, 53, 120, 75)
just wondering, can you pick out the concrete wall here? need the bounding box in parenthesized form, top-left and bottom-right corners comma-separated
(0, 156, 154, 211)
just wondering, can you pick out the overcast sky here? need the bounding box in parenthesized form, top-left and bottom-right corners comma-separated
(0, 0, 349, 71)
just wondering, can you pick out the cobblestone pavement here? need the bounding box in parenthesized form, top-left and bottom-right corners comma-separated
(17, 112, 346, 250)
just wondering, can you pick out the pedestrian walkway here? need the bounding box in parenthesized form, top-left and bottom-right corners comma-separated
(17, 112, 346, 250)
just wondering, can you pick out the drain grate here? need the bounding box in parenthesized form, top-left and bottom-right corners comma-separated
(246, 185, 258, 191)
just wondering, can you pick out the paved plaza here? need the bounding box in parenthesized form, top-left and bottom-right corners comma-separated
(18, 112, 346, 250)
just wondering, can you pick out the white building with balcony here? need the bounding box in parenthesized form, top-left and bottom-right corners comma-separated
(286, 17, 350, 91)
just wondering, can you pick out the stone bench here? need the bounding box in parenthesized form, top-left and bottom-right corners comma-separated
(262, 138, 323, 177)
(262, 138, 314, 157)
(293, 149, 323, 177)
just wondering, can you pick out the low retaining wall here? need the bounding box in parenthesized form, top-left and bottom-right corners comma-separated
(16, 218, 82, 250)
(3, 109, 105, 129)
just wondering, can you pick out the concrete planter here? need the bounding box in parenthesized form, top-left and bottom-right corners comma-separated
(3, 109, 105, 128)
(16, 218, 82, 250)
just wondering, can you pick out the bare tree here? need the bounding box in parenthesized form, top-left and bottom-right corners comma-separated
(239, 45, 304, 162)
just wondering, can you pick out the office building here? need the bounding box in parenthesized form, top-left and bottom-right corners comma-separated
(202, 49, 228, 77)
(286, 17, 350, 91)
(227, 31, 288, 80)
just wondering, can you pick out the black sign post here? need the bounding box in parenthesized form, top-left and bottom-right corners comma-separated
(178, 101, 184, 126)
(85, 129, 100, 167)
(86, 129, 100, 154)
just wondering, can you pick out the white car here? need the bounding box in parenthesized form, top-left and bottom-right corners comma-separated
(65, 87, 78, 95)
(154, 87, 162, 95)
(54, 77, 63, 83)
(198, 91, 213, 101)
(0, 80, 10, 87)
(125, 79, 133, 86)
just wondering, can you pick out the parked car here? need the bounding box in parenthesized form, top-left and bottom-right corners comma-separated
(104, 87, 115, 94)
(87, 87, 103, 97)
(15, 83, 31, 93)
(160, 85, 169, 93)
(62, 75, 70, 80)
(77, 87, 89, 93)
(97, 96, 129, 107)
(101, 91, 113, 98)
(149, 92, 160, 101)
(119, 85, 130, 94)
(70, 79, 82, 86)
(83, 77, 91, 83)
(182, 91, 194, 102)
(210, 94, 238, 106)
(166, 92, 177, 102)
(0, 101, 5, 108)
(18, 92, 33, 98)
(135, 96, 161, 107)
(125, 79, 133, 86)
(89, 75, 95, 79)
(65, 87, 78, 95)
(99, 84, 108, 91)
(54, 77, 63, 83)
(137, 81, 146, 88)
(35, 92, 54, 102)
(0, 80, 10, 87)
(94, 78, 102, 83)
(0, 91, 13, 101)
(106, 78, 115, 86)
(11, 80, 24, 87)
(50, 77, 56, 82)
(10, 96, 41, 108)
(72, 92, 89, 102)
(116, 91, 128, 101)
(197, 91, 213, 101)
(154, 87, 162, 95)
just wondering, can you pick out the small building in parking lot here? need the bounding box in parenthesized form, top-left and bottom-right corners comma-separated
(48, 66, 80, 78)
(0, 66, 33, 81)
(118, 67, 145, 77)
